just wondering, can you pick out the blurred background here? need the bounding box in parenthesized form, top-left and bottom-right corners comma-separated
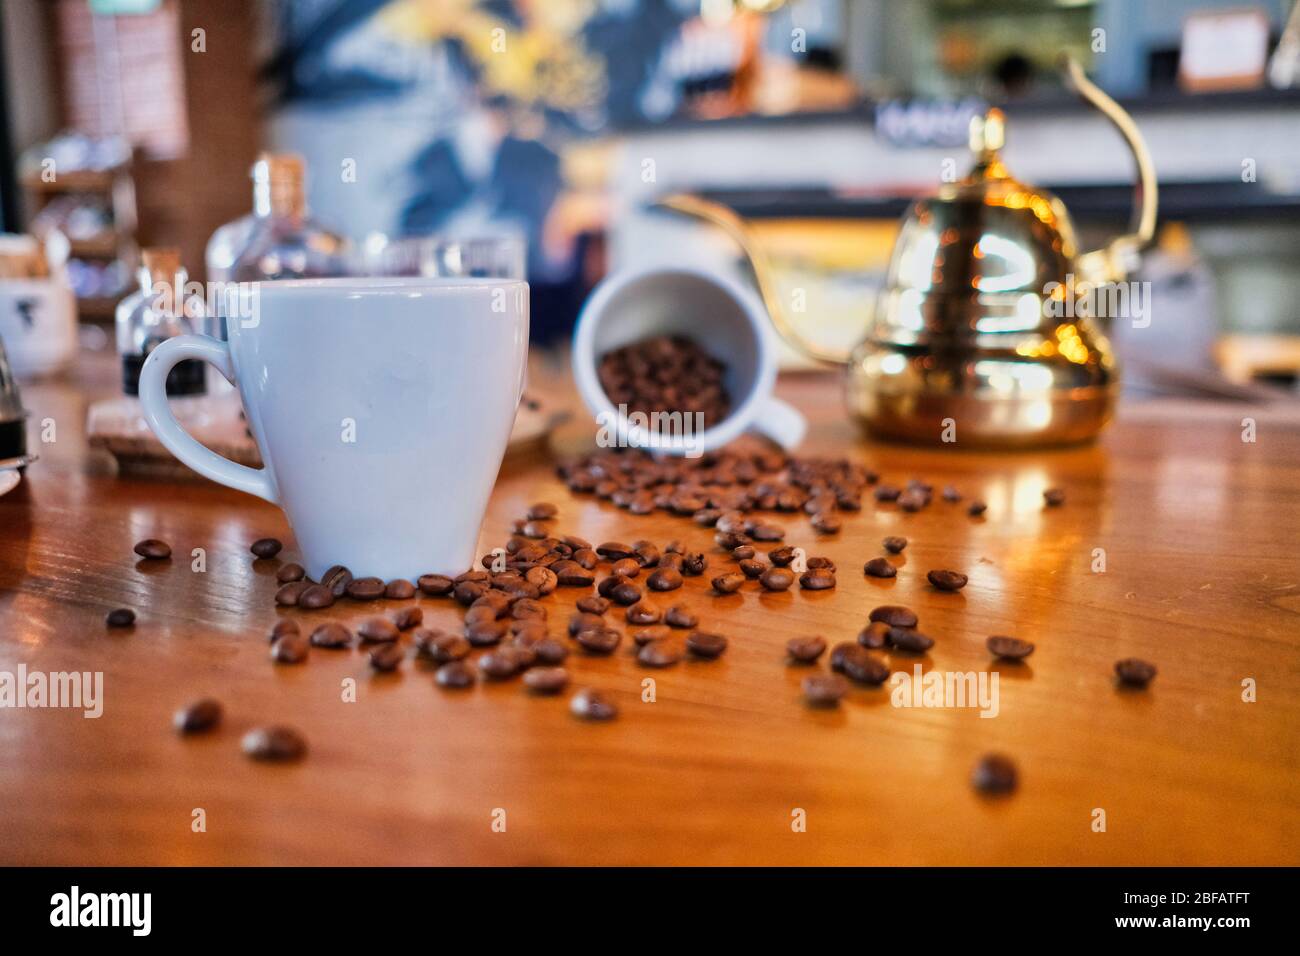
(1, 0, 1298, 392)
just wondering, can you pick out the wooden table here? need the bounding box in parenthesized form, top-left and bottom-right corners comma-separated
(1, 351, 1297, 866)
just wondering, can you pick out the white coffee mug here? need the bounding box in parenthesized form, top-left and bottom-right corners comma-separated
(138, 277, 529, 581)
(572, 267, 805, 457)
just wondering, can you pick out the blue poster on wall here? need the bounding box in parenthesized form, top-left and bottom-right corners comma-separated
(260, 0, 692, 296)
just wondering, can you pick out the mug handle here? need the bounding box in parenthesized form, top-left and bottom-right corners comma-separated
(138, 335, 279, 504)
(752, 397, 807, 450)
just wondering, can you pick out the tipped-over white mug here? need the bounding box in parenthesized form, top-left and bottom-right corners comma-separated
(138, 276, 529, 581)
(572, 267, 805, 458)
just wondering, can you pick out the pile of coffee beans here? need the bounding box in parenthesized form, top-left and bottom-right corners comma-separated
(597, 335, 730, 430)
(131, 456, 1157, 801)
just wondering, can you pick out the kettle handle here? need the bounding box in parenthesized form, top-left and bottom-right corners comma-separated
(1062, 55, 1158, 279)
(657, 193, 853, 367)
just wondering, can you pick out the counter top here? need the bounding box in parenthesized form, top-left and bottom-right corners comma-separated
(0, 351, 1296, 865)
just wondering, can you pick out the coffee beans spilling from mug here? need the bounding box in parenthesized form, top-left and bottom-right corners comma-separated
(597, 335, 731, 431)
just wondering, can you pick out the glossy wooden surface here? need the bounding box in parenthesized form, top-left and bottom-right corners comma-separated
(1, 352, 1297, 865)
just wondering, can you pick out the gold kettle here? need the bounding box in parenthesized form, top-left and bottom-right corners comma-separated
(661, 56, 1157, 448)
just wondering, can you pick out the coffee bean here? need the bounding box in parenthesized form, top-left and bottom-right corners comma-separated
(968, 500, 988, 517)
(533, 637, 569, 665)
(882, 536, 908, 554)
(941, 485, 962, 502)
(749, 523, 784, 542)
(242, 726, 307, 762)
(435, 661, 475, 689)
(527, 502, 557, 521)
(572, 549, 599, 570)
(1043, 487, 1065, 507)
(609, 557, 640, 578)
(869, 605, 918, 628)
(637, 638, 684, 668)
(715, 531, 750, 550)
(478, 646, 529, 680)
(864, 557, 897, 579)
(564, 534, 593, 551)
(105, 608, 135, 628)
(632, 624, 672, 646)
(802, 673, 849, 706)
(738, 558, 766, 579)
(271, 633, 309, 664)
(276, 562, 306, 583)
(887, 627, 934, 653)
(731, 544, 756, 561)
(568, 611, 605, 637)
(768, 546, 796, 567)
(680, 552, 708, 576)
(553, 561, 596, 587)
(840, 648, 889, 685)
(310, 622, 353, 648)
(576, 627, 621, 655)
(302, 583, 340, 609)
(320, 565, 353, 596)
(274, 581, 308, 607)
(711, 572, 745, 594)
(417, 573, 454, 596)
(810, 512, 841, 535)
(357, 616, 400, 643)
(465, 605, 500, 627)
(369, 643, 405, 672)
(269, 619, 300, 642)
(596, 541, 636, 561)
(466, 620, 508, 647)
(759, 567, 795, 591)
(927, 569, 968, 592)
(646, 567, 683, 592)
(971, 753, 1017, 795)
(453, 581, 486, 605)
(510, 598, 547, 622)
(799, 569, 836, 591)
(576, 595, 611, 615)
(806, 557, 836, 572)
(686, 631, 727, 659)
(611, 582, 645, 606)
(385, 578, 416, 600)
(174, 698, 222, 734)
(347, 576, 385, 600)
(511, 619, 547, 643)
(664, 605, 697, 629)
(523, 566, 558, 595)
(415, 629, 470, 663)
(251, 537, 282, 559)
(524, 666, 569, 694)
(828, 641, 856, 672)
(626, 602, 661, 625)
(873, 484, 901, 502)
(570, 687, 618, 720)
(392, 606, 423, 631)
(134, 538, 171, 560)
(1115, 657, 1157, 687)
(786, 635, 827, 663)
(857, 621, 890, 649)
(987, 635, 1034, 660)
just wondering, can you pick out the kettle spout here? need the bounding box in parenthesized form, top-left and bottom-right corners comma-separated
(1061, 55, 1159, 285)
(657, 193, 851, 365)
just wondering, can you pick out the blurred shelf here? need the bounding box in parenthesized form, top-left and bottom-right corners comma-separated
(674, 180, 1300, 224)
(76, 296, 122, 322)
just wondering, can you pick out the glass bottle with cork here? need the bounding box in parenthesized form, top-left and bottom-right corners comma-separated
(116, 248, 207, 400)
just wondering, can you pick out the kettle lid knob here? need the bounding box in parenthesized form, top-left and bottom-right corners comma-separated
(968, 107, 1006, 158)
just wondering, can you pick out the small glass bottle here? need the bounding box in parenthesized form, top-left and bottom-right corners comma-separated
(226, 153, 348, 283)
(115, 249, 209, 421)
